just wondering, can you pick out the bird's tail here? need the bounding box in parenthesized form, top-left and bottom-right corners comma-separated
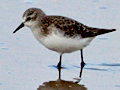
(81, 26, 116, 37)
(93, 28, 116, 36)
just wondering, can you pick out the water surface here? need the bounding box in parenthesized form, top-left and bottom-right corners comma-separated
(0, 0, 120, 90)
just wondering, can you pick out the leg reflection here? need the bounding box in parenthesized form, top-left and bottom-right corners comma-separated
(79, 62, 85, 78)
(74, 50, 85, 83)
(58, 67, 61, 79)
(74, 62, 85, 84)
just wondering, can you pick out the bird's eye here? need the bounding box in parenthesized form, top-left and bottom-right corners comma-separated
(26, 17, 31, 21)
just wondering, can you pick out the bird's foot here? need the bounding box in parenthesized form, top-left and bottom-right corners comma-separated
(81, 61, 85, 68)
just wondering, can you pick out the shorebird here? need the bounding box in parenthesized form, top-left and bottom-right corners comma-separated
(13, 8, 116, 68)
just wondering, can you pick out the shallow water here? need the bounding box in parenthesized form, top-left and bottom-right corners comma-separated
(0, 0, 120, 90)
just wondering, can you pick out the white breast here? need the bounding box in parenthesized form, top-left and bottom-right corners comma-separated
(32, 26, 95, 54)
(41, 33, 94, 54)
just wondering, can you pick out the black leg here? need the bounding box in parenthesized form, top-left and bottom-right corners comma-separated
(57, 54, 62, 69)
(80, 49, 85, 66)
(79, 49, 85, 78)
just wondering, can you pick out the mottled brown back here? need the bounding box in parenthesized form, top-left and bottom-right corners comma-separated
(41, 16, 116, 37)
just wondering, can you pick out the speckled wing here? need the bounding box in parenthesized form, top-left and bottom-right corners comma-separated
(41, 16, 116, 38)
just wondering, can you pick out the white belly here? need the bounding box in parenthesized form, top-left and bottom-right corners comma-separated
(38, 33, 95, 54)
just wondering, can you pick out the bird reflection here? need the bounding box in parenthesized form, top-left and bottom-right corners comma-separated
(37, 65, 87, 90)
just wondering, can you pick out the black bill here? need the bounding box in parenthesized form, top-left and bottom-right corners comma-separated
(13, 23, 24, 33)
